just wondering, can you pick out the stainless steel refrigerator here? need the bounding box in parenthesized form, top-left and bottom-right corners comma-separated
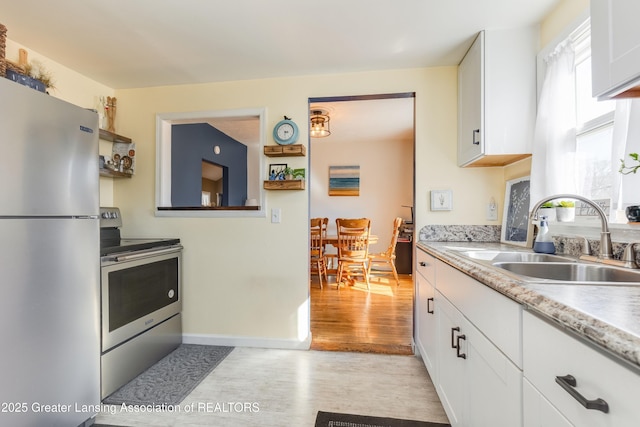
(0, 77, 100, 427)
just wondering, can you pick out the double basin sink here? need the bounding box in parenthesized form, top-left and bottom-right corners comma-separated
(452, 250, 640, 286)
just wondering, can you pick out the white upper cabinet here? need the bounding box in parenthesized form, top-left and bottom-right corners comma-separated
(458, 27, 538, 167)
(591, 0, 640, 99)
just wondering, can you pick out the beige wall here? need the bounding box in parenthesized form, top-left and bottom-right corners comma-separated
(540, 0, 589, 47)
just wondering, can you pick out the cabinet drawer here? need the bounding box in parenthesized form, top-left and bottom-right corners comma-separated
(523, 311, 640, 427)
(416, 249, 435, 284)
(524, 378, 572, 427)
(436, 259, 522, 367)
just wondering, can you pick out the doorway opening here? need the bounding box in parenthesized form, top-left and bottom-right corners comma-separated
(308, 92, 416, 354)
(201, 160, 226, 207)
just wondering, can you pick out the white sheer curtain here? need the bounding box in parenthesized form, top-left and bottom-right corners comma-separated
(611, 99, 640, 217)
(529, 41, 577, 208)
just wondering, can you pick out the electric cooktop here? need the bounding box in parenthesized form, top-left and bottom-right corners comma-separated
(99, 207, 180, 256)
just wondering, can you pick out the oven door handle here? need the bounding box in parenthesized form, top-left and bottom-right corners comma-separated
(114, 245, 183, 262)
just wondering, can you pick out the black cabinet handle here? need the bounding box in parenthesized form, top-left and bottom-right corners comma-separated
(456, 335, 467, 359)
(451, 327, 460, 349)
(419, 261, 428, 267)
(427, 297, 434, 314)
(555, 375, 609, 413)
(472, 129, 480, 145)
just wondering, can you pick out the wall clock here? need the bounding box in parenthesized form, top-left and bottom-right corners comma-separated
(273, 116, 299, 145)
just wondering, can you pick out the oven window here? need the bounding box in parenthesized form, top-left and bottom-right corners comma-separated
(108, 258, 179, 332)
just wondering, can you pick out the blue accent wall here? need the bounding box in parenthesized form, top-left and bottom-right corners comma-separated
(171, 123, 248, 206)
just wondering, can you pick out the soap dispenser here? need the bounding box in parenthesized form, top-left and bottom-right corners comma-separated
(533, 216, 555, 254)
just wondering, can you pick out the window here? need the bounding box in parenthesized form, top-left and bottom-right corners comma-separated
(573, 28, 615, 203)
(536, 15, 640, 231)
(535, 19, 618, 223)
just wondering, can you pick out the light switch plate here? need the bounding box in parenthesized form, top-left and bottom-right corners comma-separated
(271, 208, 281, 223)
(487, 202, 498, 221)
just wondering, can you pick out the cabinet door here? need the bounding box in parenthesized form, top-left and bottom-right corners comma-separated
(592, 0, 640, 98)
(524, 379, 573, 427)
(465, 314, 523, 427)
(458, 32, 483, 166)
(436, 293, 466, 427)
(438, 292, 523, 427)
(416, 273, 437, 378)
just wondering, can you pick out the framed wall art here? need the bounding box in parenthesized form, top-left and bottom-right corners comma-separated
(328, 165, 360, 196)
(268, 163, 287, 181)
(430, 190, 453, 211)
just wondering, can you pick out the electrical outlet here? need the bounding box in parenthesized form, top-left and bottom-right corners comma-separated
(271, 208, 281, 223)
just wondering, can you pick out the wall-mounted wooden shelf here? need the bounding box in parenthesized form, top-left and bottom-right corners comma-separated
(263, 180, 305, 190)
(264, 144, 306, 157)
(99, 129, 132, 144)
(99, 129, 135, 178)
(100, 168, 132, 178)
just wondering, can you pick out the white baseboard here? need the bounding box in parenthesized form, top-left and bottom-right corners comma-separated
(182, 333, 312, 350)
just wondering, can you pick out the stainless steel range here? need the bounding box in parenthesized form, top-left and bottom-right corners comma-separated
(100, 207, 183, 399)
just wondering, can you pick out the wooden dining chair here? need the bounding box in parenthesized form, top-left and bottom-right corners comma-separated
(320, 217, 337, 271)
(368, 217, 403, 285)
(335, 218, 372, 289)
(310, 218, 328, 288)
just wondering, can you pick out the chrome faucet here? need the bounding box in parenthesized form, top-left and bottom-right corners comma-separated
(529, 194, 613, 260)
(621, 242, 640, 269)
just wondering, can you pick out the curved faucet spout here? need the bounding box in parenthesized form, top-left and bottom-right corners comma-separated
(529, 194, 612, 259)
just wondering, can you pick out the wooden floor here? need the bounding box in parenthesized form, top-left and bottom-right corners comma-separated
(310, 271, 414, 355)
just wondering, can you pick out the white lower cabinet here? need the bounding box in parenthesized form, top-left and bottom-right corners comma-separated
(436, 294, 466, 426)
(416, 251, 437, 379)
(437, 292, 522, 427)
(523, 311, 640, 427)
(414, 250, 523, 427)
(415, 248, 640, 427)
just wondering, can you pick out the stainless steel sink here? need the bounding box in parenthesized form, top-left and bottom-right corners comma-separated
(493, 262, 640, 284)
(457, 250, 576, 263)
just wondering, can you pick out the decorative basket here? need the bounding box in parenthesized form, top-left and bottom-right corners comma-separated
(5, 59, 24, 74)
(0, 23, 6, 77)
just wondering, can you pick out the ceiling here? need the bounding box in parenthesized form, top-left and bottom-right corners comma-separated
(1, 0, 560, 90)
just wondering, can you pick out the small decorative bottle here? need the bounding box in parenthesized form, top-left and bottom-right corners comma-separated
(533, 216, 555, 254)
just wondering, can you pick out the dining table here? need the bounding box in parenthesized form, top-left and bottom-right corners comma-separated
(323, 234, 378, 246)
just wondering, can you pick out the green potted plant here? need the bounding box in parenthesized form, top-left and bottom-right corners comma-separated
(538, 201, 556, 221)
(556, 200, 575, 222)
(283, 166, 294, 180)
(619, 153, 640, 222)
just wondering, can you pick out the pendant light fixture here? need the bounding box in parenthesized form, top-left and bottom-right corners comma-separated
(310, 109, 331, 138)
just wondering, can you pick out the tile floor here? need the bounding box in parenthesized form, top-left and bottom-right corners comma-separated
(95, 347, 449, 426)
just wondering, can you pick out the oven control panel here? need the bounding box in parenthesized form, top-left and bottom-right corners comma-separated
(100, 207, 123, 228)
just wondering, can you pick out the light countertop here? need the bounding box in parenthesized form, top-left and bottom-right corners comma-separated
(417, 241, 640, 371)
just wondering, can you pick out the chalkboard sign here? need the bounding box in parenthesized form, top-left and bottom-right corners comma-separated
(501, 176, 531, 247)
